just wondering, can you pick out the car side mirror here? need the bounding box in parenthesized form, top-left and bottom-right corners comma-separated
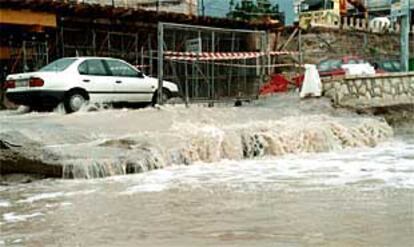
(137, 72, 144, 78)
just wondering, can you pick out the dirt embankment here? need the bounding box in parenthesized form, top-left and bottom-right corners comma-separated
(373, 105, 414, 134)
(0, 132, 63, 178)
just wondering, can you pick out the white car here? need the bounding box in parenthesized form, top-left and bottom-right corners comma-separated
(4, 57, 179, 113)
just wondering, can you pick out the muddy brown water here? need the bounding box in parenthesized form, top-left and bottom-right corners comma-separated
(0, 96, 413, 246)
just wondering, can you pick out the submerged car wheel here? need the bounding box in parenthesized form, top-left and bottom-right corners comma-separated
(152, 88, 171, 106)
(64, 90, 88, 113)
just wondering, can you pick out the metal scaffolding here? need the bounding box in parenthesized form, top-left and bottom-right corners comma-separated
(157, 22, 270, 105)
(58, 25, 158, 75)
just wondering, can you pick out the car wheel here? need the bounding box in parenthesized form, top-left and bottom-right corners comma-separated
(64, 90, 88, 113)
(152, 88, 171, 106)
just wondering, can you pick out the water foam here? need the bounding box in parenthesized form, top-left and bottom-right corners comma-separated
(3, 212, 44, 223)
(16, 190, 97, 204)
(0, 200, 11, 208)
(61, 115, 393, 179)
(117, 137, 414, 195)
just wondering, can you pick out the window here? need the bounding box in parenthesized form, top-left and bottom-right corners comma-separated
(78, 60, 108, 76)
(318, 59, 341, 72)
(39, 58, 77, 72)
(391, 61, 401, 71)
(382, 62, 394, 71)
(347, 59, 366, 65)
(105, 60, 140, 77)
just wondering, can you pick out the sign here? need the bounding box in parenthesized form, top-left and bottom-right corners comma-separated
(185, 38, 202, 53)
(391, 0, 410, 17)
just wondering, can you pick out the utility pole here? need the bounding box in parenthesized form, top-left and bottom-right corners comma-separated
(400, 0, 410, 72)
(156, 0, 160, 12)
(298, 2, 304, 67)
(198, 0, 204, 16)
(201, 0, 205, 16)
(157, 23, 164, 105)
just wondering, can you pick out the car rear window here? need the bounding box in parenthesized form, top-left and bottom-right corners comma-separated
(318, 59, 342, 72)
(39, 58, 77, 72)
(382, 62, 394, 71)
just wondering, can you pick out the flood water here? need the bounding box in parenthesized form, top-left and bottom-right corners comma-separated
(1, 97, 413, 246)
(1, 135, 414, 246)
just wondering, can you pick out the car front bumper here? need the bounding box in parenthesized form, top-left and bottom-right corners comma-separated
(6, 90, 65, 107)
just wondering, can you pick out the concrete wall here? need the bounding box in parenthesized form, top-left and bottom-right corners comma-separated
(323, 73, 414, 108)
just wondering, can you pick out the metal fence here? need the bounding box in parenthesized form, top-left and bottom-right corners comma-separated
(157, 22, 269, 105)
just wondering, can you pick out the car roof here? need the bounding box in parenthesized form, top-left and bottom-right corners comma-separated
(319, 56, 364, 63)
(63, 57, 124, 61)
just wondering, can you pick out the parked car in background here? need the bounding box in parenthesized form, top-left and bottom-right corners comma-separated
(372, 60, 401, 73)
(317, 56, 371, 77)
(294, 56, 375, 86)
(4, 57, 179, 113)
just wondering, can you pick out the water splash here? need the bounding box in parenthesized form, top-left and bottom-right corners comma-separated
(53, 102, 113, 114)
(0, 95, 396, 179)
(60, 115, 393, 179)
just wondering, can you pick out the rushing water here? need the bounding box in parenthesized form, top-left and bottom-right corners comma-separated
(1, 96, 413, 246)
(1, 135, 414, 246)
(0, 96, 394, 178)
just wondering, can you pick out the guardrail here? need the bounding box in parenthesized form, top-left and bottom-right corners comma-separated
(300, 11, 413, 34)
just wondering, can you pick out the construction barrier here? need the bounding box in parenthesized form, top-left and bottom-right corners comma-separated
(164, 51, 298, 61)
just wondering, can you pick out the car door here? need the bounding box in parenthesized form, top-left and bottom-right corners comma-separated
(104, 59, 155, 103)
(77, 59, 115, 103)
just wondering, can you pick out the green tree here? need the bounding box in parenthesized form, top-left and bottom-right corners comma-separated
(227, 0, 281, 21)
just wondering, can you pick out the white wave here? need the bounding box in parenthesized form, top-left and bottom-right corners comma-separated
(0, 95, 397, 179)
(17, 190, 97, 204)
(0, 200, 11, 208)
(17, 192, 65, 204)
(122, 184, 169, 194)
(3, 212, 44, 223)
(117, 137, 414, 195)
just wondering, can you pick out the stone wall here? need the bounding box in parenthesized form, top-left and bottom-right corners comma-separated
(323, 73, 414, 109)
(278, 27, 401, 66)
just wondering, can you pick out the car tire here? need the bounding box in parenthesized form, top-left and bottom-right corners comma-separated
(63, 90, 89, 113)
(152, 88, 171, 106)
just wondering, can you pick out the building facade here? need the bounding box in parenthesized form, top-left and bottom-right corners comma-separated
(78, 0, 198, 15)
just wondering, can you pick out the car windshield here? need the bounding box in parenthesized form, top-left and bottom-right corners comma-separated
(318, 59, 342, 72)
(380, 61, 401, 72)
(392, 61, 401, 71)
(39, 58, 77, 72)
(347, 59, 366, 64)
(381, 61, 395, 71)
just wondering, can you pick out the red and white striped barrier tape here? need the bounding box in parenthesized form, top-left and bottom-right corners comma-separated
(166, 55, 258, 61)
(164, 51, 298, 61)
(134, 65, 151, 68)
(163, 59, 300, 68)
